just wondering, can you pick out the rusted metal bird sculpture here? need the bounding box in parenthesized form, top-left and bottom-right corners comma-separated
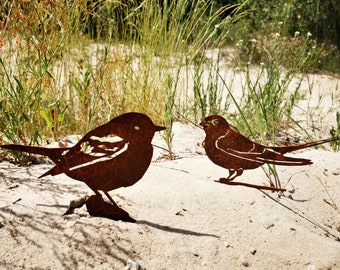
(200, 115, 339, 192)
(1, 112, 165, 222)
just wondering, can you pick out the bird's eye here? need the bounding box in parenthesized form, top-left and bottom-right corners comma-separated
(134, 125, 140, 131)
(211, 119, 219, 125)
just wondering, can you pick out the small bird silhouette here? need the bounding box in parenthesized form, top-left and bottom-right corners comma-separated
(200, 115, 339, 192)
(1, 112, 165, 221)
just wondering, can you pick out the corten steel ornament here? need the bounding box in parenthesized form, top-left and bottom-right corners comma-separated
(1, 112, 166, 222)
(200, 115, 339, 192)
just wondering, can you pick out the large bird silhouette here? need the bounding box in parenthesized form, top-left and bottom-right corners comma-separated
(1, 112, 165, 221)
(200, 115, 339, 191)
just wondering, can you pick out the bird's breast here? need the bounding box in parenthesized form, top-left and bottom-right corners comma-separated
(66, 144, 154, 191)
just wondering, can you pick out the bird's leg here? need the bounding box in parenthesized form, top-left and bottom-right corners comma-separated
(217, 169, 243, 183)
(230, 169, 243, 181)
(229, 169, 239, 180)
(85, 190, 135, 222)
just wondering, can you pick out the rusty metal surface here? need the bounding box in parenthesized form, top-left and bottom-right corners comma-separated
(1, 112, 165, 221)
(200, 115, 338, 192)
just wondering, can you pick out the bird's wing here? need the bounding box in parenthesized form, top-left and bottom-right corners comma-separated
(40, 135, 128, 177)
(215, 129, 262, 153)
(231, 148, 311, 165)
(215, 138, 263, 165)
(216, 135, 312, 166)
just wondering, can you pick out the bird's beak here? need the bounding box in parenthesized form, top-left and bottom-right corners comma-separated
(154, 125, 166, 132)
(199, 120, 208, 128)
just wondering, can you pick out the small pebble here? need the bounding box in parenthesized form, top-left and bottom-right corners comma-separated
(224, 241, 230, 248)
(242, 261, 250, 267)
(8, 184, 19, 190)
(240, 255, 250, 267)
(265, 223, 275, 229)
(125, 259, 141, 270)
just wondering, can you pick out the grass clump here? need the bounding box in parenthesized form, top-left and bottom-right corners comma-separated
(330, 112, 340, 151)
(0, 0, 339, 168)
(229, 0, 340, 73)
(0, 0, 240, 146)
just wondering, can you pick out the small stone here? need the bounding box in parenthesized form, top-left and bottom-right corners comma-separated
(286, 185, 295, 194)
(7, 184, 19, 190)
(242, 261, 250, 267)
(240, 255, 250, 267)
(64, 196, 88, 215)
(249, 247, 257, 255)
(125, 259, 141, 270)
(265, 223, 275, 229)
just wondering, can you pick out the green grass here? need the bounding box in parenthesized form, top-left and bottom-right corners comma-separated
(0, 0, 238, 141)
(330, 112, 340, 151)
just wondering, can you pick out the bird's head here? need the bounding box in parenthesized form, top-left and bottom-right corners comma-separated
(110, 112, 166, 143)
(200, 115, 230, 132)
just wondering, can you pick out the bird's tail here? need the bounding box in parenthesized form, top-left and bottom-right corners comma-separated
(260, 154, 313, 166)
(1, 144, 69, 164)
(270, 137, 339, 155)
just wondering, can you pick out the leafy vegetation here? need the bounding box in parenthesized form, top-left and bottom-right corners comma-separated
(0, 0, 339, 160)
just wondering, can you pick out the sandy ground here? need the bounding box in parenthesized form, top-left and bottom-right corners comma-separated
(1, 71, 340, 269)
(0, 120, 339, 270)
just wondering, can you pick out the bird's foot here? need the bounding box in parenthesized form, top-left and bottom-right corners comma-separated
(215, 177, 233, 184)
(85, 195, 135, 222)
